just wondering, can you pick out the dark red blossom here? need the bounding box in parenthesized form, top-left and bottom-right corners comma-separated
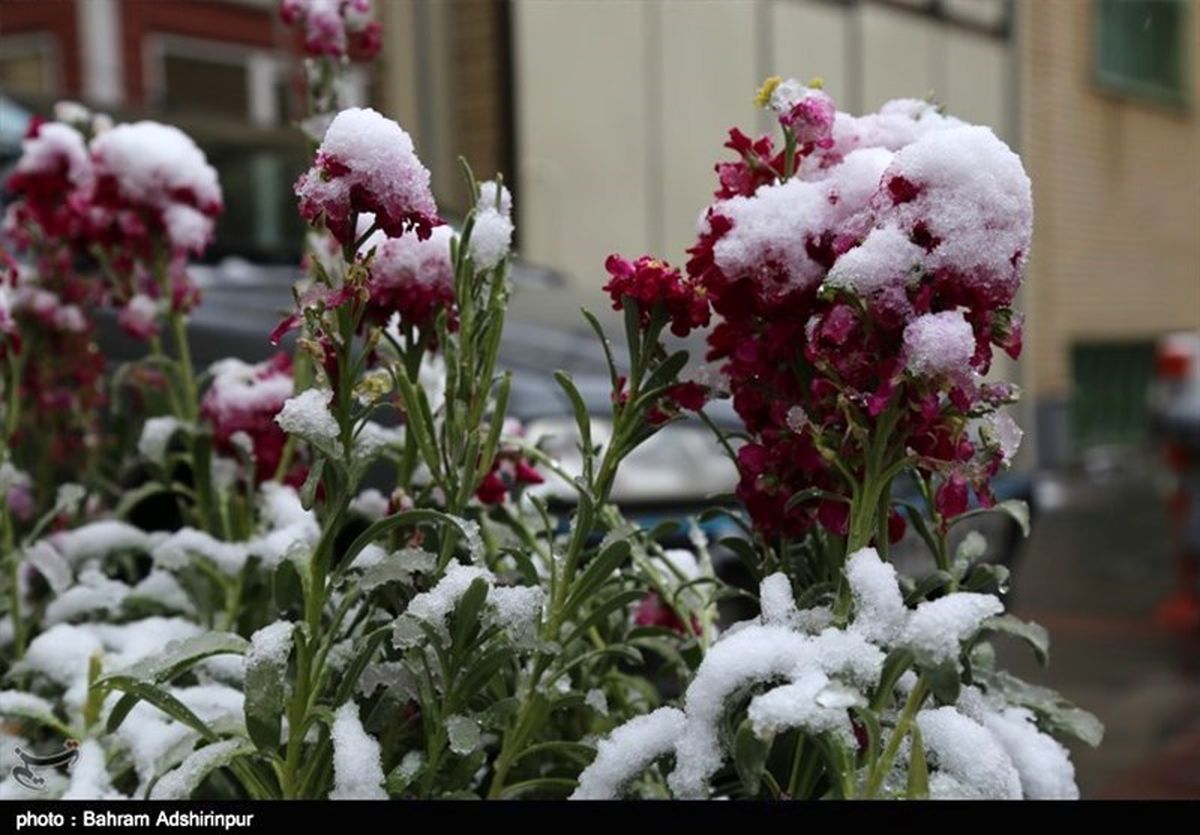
(603, 254, 710, 338)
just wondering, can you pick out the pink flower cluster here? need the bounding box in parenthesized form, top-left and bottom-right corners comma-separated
(295, 108, 441, 248)
(4, 113, 221, 340)
(602, 255, 709, 339)
(681, 84, 1031, 538)
(280, 0, 382, 60)
(200, 354, 300, 485)
(362, 224, 456, 332)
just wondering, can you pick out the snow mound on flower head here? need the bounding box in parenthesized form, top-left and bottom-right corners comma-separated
(875, 125, 1032, 305)
(90, 121, 222, 213)
(903, 310, 976, 378)
(329, 702, 387, 799)
(917, 706, 1022, 799)
(203, 357, 294, 423)
(15, 122, 90, 182)
(826, 98, 965, 159)
(296, 107, 439, 245)
(571, 707, 685, 799)
(712, 146, 892, 296)
(825, 225, 924, 297)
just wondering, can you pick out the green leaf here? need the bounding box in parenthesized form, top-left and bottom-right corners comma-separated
(562, 589, 645, 648)
(106, 632, 249, 685)
(870, 648, 915, 711)
(907, 721, 929, 799)
(149, 739, 257, 799)
(97, 677, 216, 739)
(981, 614, 1050, 666)
(924, 659, 961, 705)
(784, 487, 839, 512)
(479, 697, 520, 730)
(554, 370, 593, 463)
(244, 625, 293, 752)
(452, 578, 491, 649)
(899, 501, 940, 560)
(903, 570, 954, 606)
(733, 719, 772, 796)
(852, 708, 881, 765)
(963, 563, 1010, 595)
(623, 300, 642, 376)
(564, 539, 632, 612)
(978, 669, 1104, 747)
(581, 309, 621, 390)
(342, 509, 477, 572)
(952, 499, 1031, 537)
(300, 458, 324, 511)
(0, 691, 74, 737)
(448, 647, 515, 714)
(641, 349, 689, 398)
(513, 740, 596, 767)
(498, 777, 577, 799)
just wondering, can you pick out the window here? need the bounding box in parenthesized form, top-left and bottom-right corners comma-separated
(1095, 0, 1190, 107)
(161, 54, 250, 121)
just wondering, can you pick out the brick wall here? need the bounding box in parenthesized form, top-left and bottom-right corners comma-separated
(1020, 0, 1200, 399)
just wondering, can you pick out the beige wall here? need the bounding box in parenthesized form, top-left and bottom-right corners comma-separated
(511, 0, 1016, 328)
(1020, 0, 1200, 399)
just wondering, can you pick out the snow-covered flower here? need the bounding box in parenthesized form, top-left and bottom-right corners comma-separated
(295, 108, 440, 247)
(117, 294, 160, 341)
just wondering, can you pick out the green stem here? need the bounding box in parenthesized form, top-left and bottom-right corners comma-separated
(863, 676, 929, 798)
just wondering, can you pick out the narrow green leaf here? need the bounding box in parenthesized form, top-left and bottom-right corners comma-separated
(564, 540, 632, 612)
(97, 677, 216, 739)
(907, 721, 929, 799)
(903, 570, 954, 606)
(244, 625, 293, 752)
(733, 719, 772, 796)
(981, 614, 1050, 666)
(452, 578, 491, 649)
(299, 458, 324, 511)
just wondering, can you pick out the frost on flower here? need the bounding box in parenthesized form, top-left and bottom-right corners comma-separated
(571, 707, 685, 800)
(329, 702, 387, 799)
(296, 107, 440, 246)
(276, 388, 343, 457)
(88, 121, 223, 255)
(363, 224, 455, 330)
(903, 309, 976, 379)
(201, 354, 295, 483)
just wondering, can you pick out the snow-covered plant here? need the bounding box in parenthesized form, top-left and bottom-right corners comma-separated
(0, 62, 1099, 803)
(570, 78, 1100, 799)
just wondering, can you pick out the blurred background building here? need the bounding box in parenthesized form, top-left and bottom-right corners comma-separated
(1, 0, 1199, 797)
(3, 0, 1193, 466)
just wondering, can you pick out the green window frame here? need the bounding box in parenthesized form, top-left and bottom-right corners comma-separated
(1094, 0, 1191, 109)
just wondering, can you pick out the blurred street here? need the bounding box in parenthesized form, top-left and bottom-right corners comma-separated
(1001, 454, 1200, 798)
